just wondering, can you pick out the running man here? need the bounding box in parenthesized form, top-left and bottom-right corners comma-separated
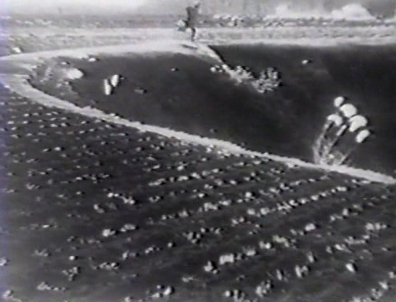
(185, 2, 201, 41)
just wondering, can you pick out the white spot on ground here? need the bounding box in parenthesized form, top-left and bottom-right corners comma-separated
(65, 68, 84, 80)
(346, 262, 357, 273)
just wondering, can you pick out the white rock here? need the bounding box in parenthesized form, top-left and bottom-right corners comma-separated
(120, 224, 137, 232)
(203, 261, 216, 272)
(219, 254, 236, 265)
(12, 46, 22, 53)
(295, 265, 304, 278)
(276, 269, 284, 281)
(107, 192, 117, 198)
(307, 251, 315, 263)
(379, 281, 389, 290)
(346, 262, 357, 273)
(245, 191, 254, 198)
(255, 280, 272, 297)
(224, 290, 232, 297)
(134, 88, 146, 94)
(244, 247, 257, 257)
(102, 228, 116, 237)
(163, 286, 174, 296)
(65, 68, 84, 80)
(304, 223, 317, 232)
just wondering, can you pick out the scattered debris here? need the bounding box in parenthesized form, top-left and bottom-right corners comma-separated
(224, 289, 244, 300)
(295, 265, 309, 278)
(219, 253, 236, 265)
(346, 262, 357, 273)
(62, 267, 80, 281)
(365, 222, 388, 232)
(33, 249, 51, 257)
(152, 285, 175, 299)
(134, 88, 147, 94)
(37, 282, 65, 292)
(203, 261, 217, 274)
(304, 223, 317, 232)
(98, 262, 120, 271)
(102, 228, 117, 238)
(255, 280, 272, 297)
(251, 67, 281, 93)
(120, 224, 138, 232)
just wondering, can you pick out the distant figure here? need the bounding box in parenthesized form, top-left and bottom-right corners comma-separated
(185, 2, 201, 41)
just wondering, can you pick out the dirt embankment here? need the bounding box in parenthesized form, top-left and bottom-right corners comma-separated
(2, 24, 395, 57)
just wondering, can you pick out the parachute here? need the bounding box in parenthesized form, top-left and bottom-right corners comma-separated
(355, 129, 371, 143)
(348, 115, 368, 132)
(340, 103, 357, 118)
(110, 74, 120, 87)
(327, 114, 344, 127)
(333, 96, 346, 108)
(103, 79, 112, 96)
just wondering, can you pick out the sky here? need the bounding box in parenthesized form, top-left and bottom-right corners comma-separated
(1, 0, 150, 14)
(1, 0, 395, 16)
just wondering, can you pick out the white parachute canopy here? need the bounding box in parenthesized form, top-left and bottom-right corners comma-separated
(333, 96, 346, 108)
(355, 129, 371, 144)
(348, 115, 368, 132)
(340, 103, 357, 118)
(327, 114, 344, 127)
(103, 79, 113, 96)
(110, 74, 120, 87)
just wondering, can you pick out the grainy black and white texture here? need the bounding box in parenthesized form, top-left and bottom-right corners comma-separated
(1, 6, 396, 302)
(1, 77, 396, 302)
